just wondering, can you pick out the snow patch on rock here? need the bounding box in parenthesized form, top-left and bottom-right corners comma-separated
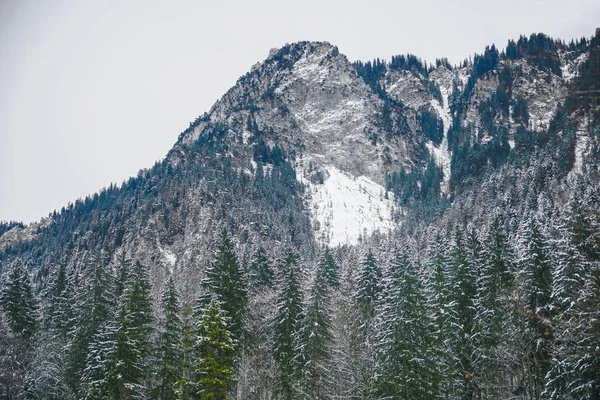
(429, 67, 455, 193)
(299, 160, 396, 246)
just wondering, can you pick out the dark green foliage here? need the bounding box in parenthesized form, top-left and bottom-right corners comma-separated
(317, 248, 339, 289)
(389, 53, 432, 76)
(247, 246, 275, 289)
(355, 250, 382, 319)
(273, 249, 304, 400)
(0, 262, 38, 398)
(512, 33, 562, 75)
(385, 157, 444, 211)
(448, 229, 479, 399)
(196, 298, 235, 400)
(153, 277, 183, 400)
(419, 109, 444, 144)
(1, 262, 38, 344)
(298, 260, 334, 399)
(521, 220, 553, 399)
(202, 231, 248, 350)
(175, 303, 198, 399)
(374, 252, 437, 399)
(353, 58, 387, 97)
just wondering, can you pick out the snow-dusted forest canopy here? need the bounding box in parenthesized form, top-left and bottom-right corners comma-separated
(1, 30, 600, 399)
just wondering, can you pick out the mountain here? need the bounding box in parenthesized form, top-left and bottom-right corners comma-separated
(1, 30, 600, 399)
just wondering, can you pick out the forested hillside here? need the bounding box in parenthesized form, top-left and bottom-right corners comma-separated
(1, 29, 599, 399)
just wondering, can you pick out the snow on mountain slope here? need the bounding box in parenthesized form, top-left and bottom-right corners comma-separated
(298, 159, 396, 246)
(428, 67, 455, 193)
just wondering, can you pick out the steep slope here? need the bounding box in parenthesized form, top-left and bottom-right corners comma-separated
(1, 31, 599, 290)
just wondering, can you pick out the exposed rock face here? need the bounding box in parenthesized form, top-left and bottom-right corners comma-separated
(1, 33, 597, 289)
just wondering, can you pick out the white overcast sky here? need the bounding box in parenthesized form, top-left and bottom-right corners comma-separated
(1, 0, 599, 223)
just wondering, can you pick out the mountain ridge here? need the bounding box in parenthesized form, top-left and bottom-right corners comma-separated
(1, 29, 598, 258)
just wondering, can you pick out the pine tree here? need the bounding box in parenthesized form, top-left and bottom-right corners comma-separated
(476, 217, 516, 397)
(175, 303, 197, 400)
(67, 261, 115, 398)
(355, 250, 382, 320)
(349, 249, 382, 398)
(153, 277, 183, 400)
(520, 219, 553, 400)
(202, 231, 248, 351)
(374, 252, 437, 399)
(196, 297, 235, 400)
(247, 246, 275, 289)
(126, 261, 155, 375)
(0, 262, 38, 398)
(1, 262, 37, 345)
(29, 264, 76, 399)
(298, 262, 334, 399)
(447, 229, 479, 399)
(319, 248, 340, 289)
(545, 203, 600, 400)
(426, 234, 454, 398)
(272, 249, 304, 400)
(82, 261, 154, 400)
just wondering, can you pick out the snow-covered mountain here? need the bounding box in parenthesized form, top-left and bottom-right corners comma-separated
(1, 30, 599, 287)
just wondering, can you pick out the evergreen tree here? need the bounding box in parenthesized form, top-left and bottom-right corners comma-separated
(67, 262, 115, 398)
(355, 250, 382, 320)
(427, 235, 454, 398)
(318, 248, 340, 289)
(272, 249, 304, 400)
(83, 261, 154, 400)
(153, 277, 183, 400)
(29, 264, 75, 399)
(374, 252, 437, 399)
(175, 303, 198, 400)
(122, 261, 155, 396)
(196, 297, 235, 400)
(0, 262, 38, 398)
(447, 229, 479, 399)
(520, 219, 553, 400)
(202, 231, 248, 351)
(1, 262, 37, 344)
(298, 262, 334, 399)
(247, 246, 275, 289)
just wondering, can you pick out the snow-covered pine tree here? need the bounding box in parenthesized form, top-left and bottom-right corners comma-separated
(196, 297, 235, 400)
(447, 228, 479, 399)
(374, 252, 438, 399)
(240, 247, 278, 400)
(0, 261, 38, 399)
(174, 302, 197, 400)
(476, 217, 515, 397)
(545, 195, 600, 400)
(28, 263, 76, 399)
(247, 246, 275, 289)
(346, 249, 382, 398)
(426, 234, 455, 398)
(355, 250, 382, 320)
(319, 248, 340, 289)
(272, 248, 304, 400)
(69, 261, 115, 398)
(297, 257, 334, 399)
(82, 260, 154, 400)
(519, 219, 553, 400)
(0, 261, 37, 346)
(153, 276, 183, 400)
(201, 231, 248, 352)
